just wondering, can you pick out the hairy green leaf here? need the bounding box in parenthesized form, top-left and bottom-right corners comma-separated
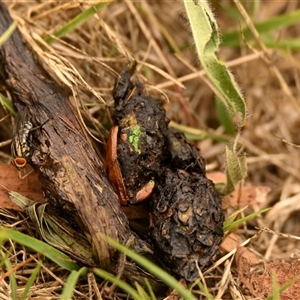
(216, 134, 247, 195)
(183, 0, 246, 127)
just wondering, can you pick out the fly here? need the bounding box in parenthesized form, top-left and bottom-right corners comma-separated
(11, 110, 34, 170)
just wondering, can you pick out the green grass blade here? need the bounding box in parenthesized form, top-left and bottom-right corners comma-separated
(0, 93, 16, 116)
(1, 249, 17, 300)
(135, 282, 152, 300)
(20, 263, 41, 300)
(270, 271, 280, 300)
(225, 35, 300, 51)
(44, 2, 110, 45)
(60, 267, 88, 300)
(0, 227, 79, 271)
(0, 20, 17, 46)
(267, 274, 299, 300)
(223, 8, 300, 48)
(93, 268, 142, 300)
(223, 207, 247, 232)
(183, 0, 246, 127)
(0, 248, 10, 269)
(263, 37, 300, 51)
(196, 280, 214, 300)
(144, 278, 157, 300)
(99, 235, 198, 300)
(223, 207, 271, 232)
(169, 121, 230, 143)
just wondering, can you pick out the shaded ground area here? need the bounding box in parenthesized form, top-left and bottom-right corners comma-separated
(1, 1, 300, 299)
(108, 66, 224, 282)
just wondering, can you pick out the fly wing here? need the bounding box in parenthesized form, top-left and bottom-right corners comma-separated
(11, 108, 32, 160)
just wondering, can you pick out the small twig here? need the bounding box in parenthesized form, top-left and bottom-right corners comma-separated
(274, 134, 300, 148)
(0, 252, 39, 280)
(260, 227, 300, 241)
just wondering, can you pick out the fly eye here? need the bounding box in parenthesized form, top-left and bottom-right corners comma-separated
(14, 157, 27, 168)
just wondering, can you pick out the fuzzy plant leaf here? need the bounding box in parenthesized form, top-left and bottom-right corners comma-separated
(215, 97, 235, 135)
(215, 134, 247, 195)
(183, 0, 246, 127)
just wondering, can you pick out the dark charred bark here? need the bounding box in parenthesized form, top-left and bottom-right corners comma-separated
(0, 2, 159, 288)
(109, 67, 225, 282)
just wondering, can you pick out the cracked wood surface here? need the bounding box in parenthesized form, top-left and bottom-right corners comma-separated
(0, 1, 136, 271)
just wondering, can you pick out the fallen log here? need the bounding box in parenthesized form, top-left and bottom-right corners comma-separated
(0, 1, 155, 285)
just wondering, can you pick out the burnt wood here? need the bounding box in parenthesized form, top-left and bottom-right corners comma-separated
(0, 1, 147, 274)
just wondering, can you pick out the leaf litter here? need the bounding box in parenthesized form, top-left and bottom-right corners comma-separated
(104, 64, 225, 281)
(236, 246, 300, 299)
(0, 0, 300, 299)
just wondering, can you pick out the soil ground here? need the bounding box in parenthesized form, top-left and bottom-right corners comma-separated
(1, 1, 300, 299)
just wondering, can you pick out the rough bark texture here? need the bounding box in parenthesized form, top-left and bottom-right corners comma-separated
(109, 67, 225, 282)
(0, 1, 224, 287)
(0, 1, 145, 273)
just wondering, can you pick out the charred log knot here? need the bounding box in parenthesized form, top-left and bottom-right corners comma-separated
(166, 131, 206, 175)
(149, 169, 224, 282)
(115, 97, 168, 131)
(108, 68, 169, 204)
(108, 65, 225, 282)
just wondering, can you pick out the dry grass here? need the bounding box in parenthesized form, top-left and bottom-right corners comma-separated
(1, 0, 300, 299)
